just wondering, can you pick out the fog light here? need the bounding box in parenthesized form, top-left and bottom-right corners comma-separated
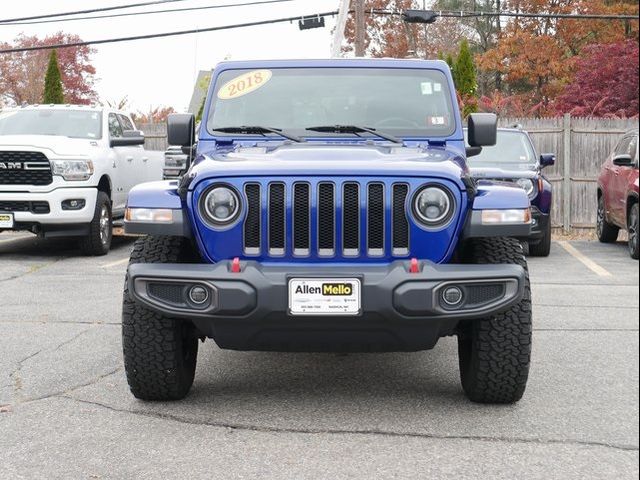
(442, 286, 463, 307)
(188, 285, 209, 305)
(61, 199, 86, 210)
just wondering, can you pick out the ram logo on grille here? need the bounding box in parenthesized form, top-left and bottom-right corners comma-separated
(0, 162, 23, 169)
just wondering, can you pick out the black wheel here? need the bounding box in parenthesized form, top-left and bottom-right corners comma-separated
(458, 237, 532, 404)
(597, 195, 619, 243)
(529, 217, 551, 257)
(628, 203, 639, 260)
(122, 236, 200, 401)
(79, 191, 112, 255)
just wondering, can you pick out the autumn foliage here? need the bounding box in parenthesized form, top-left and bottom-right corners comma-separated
(343, 0, 639, 118)
(0, 33, 97, 106)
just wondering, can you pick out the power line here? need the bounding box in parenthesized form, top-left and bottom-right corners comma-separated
(0, 11, 340, 54)
(377, 9, 639, 21)
(0, 0, 190, 24)
(1, 0, 295, 26)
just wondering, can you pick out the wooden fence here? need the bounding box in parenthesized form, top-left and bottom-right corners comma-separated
(499, 116, 638, 232)
(140, 115, 639, 233)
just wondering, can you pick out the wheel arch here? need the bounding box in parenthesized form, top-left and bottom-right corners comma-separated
(97, 174, 113, 199)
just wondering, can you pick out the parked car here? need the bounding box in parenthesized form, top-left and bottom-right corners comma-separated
(466, 127, 555, 256)
(163, 146, 189, 180)
(122, 59, 534, 404)
(0, 105, 164, 254)
(597, 128, 639, 259)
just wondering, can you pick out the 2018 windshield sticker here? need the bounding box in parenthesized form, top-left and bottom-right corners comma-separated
(217, 70, 272, 100)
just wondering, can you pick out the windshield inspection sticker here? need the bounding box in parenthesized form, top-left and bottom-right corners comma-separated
(217, 70, 272, 100)
(421, 82, 433, 95)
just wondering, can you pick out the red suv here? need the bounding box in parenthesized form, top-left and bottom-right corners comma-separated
(597, 129, 639, 259)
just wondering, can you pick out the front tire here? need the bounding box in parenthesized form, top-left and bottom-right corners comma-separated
(122, 236, 199, 401)
(79, 191, 112, 256)
(458, 237, 532, 404)
(628, 203, 639, 260)
(597, 195, 619, 243)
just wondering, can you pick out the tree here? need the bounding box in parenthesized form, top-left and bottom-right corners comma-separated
(132, 106, 176, 124)
(553, 40, 639, 118)
(454, 40, 478, 116)
(0, 33, 97, 106)
(42, 50, 64, 104)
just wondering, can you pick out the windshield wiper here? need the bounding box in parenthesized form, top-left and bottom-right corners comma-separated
(212, 126, 304, 143)
(305, 125, 403, 144)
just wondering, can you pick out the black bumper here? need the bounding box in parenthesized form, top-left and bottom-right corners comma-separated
(527, 207, 550, 243)
(127, 260, 526, 352)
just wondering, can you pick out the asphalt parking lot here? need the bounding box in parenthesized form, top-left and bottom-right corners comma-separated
(0, 232, 638, 479)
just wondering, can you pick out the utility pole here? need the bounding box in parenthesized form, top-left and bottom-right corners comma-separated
(331, 0, 351, 57)
(355, 0, 365, 57)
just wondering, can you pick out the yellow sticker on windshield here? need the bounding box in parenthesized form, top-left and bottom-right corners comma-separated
(217, 70, 272, 100)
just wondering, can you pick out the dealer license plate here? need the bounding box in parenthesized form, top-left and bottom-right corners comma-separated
(289, 278, 361, 316)
(0, 213, 14, 229)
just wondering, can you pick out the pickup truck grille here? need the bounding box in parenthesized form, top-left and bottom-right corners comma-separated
(0, 201, 50, 214)
(0, 151, 53, 186)
(242, 181, 410, 258)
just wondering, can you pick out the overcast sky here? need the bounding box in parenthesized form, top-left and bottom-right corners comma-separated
(1, 0, 343, 112)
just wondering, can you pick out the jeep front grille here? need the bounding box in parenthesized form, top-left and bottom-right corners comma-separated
(0, 151, 53, 186)
(242, 181, 410, 258)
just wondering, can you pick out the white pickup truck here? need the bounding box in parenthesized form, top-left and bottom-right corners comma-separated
(0, 105, 163, 255)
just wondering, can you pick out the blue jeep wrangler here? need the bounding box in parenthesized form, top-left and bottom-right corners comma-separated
(122, 59, 533, 404)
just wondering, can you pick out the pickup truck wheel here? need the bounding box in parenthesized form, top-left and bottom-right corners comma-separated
(458, 237, 532, 404)
(628, 203, 639, 260)
(597, 195, 619, 243)
(529, 218, 551, 257)
(122, 236, 199, 401)
(79, 191, 112, 256)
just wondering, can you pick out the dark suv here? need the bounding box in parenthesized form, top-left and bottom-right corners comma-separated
(597, 129, 639, 259)
(466, 127, 555, 256)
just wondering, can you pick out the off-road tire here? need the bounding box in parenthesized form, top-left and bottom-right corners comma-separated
(458, 237, 532, 404)
(529, 218, 551, 257)
(628, 203, 639, 260)
(597, 195, 619, 243)
(122, 236, 199, 401)
(79, 191, 112, 256)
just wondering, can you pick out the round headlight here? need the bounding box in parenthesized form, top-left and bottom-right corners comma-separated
(516, 178, 535, 197)
(413, 186, 455, 227)
(201, 185, 240, 226)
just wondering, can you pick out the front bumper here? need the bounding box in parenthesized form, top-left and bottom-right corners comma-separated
(0, 188, 97, 226)
(127, 260, 526, 352)
(528, 207, 550, 243)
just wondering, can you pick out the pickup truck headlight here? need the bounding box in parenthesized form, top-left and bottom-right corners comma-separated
(51, 159, 94, 181)
(413, 185, 455, 229)
(515, 178, 535, 197)
(200, 185, 241, 226)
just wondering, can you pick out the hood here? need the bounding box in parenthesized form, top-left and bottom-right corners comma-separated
(469, 167, 537, 180)
(0, 135, 100, 157)
(189, 143, 469, 189)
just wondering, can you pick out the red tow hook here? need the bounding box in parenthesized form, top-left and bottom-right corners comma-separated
(409, 258, 420, 273)
(230, 257, 242, 273)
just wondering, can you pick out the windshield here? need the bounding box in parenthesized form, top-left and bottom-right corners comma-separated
(0, 109, 102, 139)
(208, 68, 456, 138)
(466, 130, 536, 170)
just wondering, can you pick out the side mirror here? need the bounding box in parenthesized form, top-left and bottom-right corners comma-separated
(540, 153, 556, 168)
(613, 153, 634, 167)
(110, 130, 145, 147)
(168, 113, 195, 147)
(467, 113, 497, 147)
(466, 146, 483, 158)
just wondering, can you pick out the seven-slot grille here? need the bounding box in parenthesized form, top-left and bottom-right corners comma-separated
(0, 151, 53, 186)
(243, 182, 410, 258)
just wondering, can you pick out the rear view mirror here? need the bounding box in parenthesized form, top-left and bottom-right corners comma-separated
(466, 146, 483, 157)
(168, 113, 195, 147)
(540, 153, 555, 168)
(110, 130, 145, 147)
(613, 153, 634, 167)
(467, 113, 497, 147)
